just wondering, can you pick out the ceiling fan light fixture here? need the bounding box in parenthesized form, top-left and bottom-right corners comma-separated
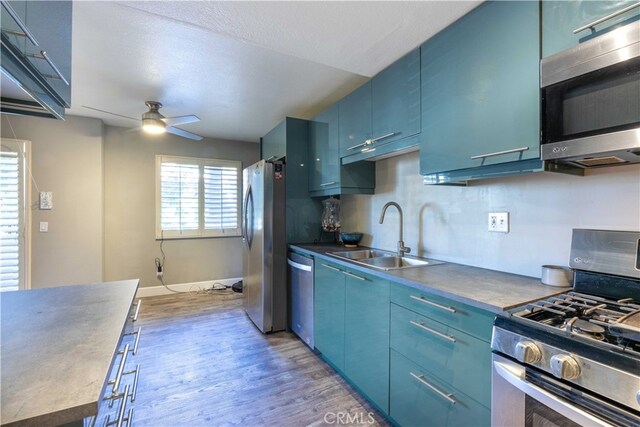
(142, 117, 166, 134)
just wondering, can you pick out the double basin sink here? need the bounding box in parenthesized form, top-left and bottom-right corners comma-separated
(328, 249, 444, 271)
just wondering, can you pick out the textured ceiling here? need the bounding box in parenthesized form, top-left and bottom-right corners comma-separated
(68, 1, 482, 142)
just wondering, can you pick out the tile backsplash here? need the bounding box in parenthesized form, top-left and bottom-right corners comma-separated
(341, 151, 640, 278)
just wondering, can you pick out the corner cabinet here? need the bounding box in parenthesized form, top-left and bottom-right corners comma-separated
(340, 48, 421, 164)
(314, 261, 390, 414)
(420, 1, 540, 179)
(542, 1, 640, 58)
(308, 104, 375, 197)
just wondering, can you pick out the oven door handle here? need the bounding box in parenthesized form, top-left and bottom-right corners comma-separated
(493, 360, 612, 427)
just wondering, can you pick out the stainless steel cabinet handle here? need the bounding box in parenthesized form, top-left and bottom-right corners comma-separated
(103, 384, 131, 427)
(130, 300, 141, 322)
(410, 295, 456, 313)
(410, 372, 456, 405)
(287, 258, 312, 272)
(25, 51, 70, 85)
(410, 320, 456, 343)
(347, 132, 398, 151)
(124, 364, 140, 402)
(109, 344, 130, 394)
(123, 327, 142, 355)
(343, 271, 367, 281)
(320, 181, 337, 187)
(574, 3, 640, 34)
(321, 263, 342, 272)
(0, 1, 39, 46)
(470, 146, 529, 160)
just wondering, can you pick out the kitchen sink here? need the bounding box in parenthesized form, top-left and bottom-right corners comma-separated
(358, 256, 444, 270)
(328, 249, 394, 260)
(328, 249, 444, 270)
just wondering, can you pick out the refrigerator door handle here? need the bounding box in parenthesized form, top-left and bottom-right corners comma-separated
(243, 184, 251, 247)
(245, 186, 254, 249)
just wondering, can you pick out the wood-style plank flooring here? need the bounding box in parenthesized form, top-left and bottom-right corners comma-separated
(132, 290, 389, 426)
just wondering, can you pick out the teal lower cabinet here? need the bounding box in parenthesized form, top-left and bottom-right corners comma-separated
(390, 350, 490, 427)
(390, 303, 491, 408)
(314, 260, 493, 425)
(314, 261, 390, 415)
(345, 270, 390, 413)
(314, 262, 346, 371)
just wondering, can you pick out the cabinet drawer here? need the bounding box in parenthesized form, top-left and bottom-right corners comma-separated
(390, 303, 491, 408)
(390, 350, 490, 427)
(390, 282, 493, 342)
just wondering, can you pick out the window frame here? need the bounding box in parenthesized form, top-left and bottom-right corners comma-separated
(0, 138, 31, 291)
(155, 155, 242, 240)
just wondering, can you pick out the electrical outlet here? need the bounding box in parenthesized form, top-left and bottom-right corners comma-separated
(488, 212, 509, 233)
(39, 222, 48, 232)
(39, 192, 53, 210)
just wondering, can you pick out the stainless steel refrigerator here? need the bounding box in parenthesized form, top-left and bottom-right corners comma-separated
(242, 160, 287, 333)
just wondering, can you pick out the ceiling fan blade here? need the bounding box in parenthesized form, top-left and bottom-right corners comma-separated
(162, 115, 200, 127)
(166, 126, 203, 141)
(82, 106, 139, 121)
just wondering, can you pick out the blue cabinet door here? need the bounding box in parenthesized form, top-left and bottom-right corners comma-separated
(314, 262, 345, 371)
(339, 82, 372, 158)
(309, 104, 340, 193)
(1, 1, 72, 111)
(371, 48, 421, 148)
(344, 269, 390, 414)
(542, 1, 640, 58)
(390, 350, 490, 427)
(261, 120, 286, 161)
(420, 1, 540, 175)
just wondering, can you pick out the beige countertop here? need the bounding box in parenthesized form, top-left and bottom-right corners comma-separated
(0, 279, 139, 427)
(290, 244, 565, 313)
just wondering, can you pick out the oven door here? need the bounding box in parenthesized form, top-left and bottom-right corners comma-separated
(492, 354, 613, 427)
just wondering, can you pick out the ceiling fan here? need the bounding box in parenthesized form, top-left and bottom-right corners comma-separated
(83, 101, 203, 141)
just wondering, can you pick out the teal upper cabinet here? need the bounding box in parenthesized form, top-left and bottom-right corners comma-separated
(420, 1, 540, 177)
(542, 1, 640, 58)
(261, 120, 287, 161)
(339, 82, 372, 158)
(0, 1, 72, 118)
(340, 48, 421, 164)
(309, 104, 375, 197)
(260, 117, 322, 242)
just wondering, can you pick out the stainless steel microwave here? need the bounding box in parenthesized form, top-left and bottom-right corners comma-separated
(540, 18, 640, 168)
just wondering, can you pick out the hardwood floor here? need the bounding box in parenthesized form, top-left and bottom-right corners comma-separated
(131, 290, 389, 426)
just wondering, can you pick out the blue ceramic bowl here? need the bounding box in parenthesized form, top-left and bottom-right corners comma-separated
(340, 232, 363, 246)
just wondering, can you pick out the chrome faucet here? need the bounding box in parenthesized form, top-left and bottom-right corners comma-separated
(379, 201, 411, 257)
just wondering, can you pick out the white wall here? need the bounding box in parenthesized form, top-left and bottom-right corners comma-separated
(1, 115, 104, 288)
(103, 126, 259, 288)
(341, 151, 640, 278)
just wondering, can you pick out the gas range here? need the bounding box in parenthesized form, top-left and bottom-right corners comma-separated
(491, 229, 640, 427)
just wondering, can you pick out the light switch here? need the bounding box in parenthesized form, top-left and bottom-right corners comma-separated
(39, 222, 48, 232)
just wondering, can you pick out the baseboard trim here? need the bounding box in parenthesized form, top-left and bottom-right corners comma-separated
(136, 277, 242, 298)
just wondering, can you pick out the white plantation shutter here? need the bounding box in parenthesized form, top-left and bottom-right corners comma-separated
(0, 141, 28, 291)
(204, 165, 239, 231)
(156, 156, 241, 238)
(160, 162, 199, 233)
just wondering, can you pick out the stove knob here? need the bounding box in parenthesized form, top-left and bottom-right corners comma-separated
(514, 341, 542, 364)
(550, 354, 581, 380)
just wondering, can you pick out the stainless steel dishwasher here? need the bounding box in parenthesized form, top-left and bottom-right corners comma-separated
(287, 251, 314, 349)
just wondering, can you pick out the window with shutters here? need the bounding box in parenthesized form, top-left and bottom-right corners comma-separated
(156, 155, 242, 239)
(0, 139, 30, 291)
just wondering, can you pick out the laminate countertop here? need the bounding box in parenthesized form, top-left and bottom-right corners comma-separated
(0, 279, 139, 427)
(290, 244, 565, 314)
